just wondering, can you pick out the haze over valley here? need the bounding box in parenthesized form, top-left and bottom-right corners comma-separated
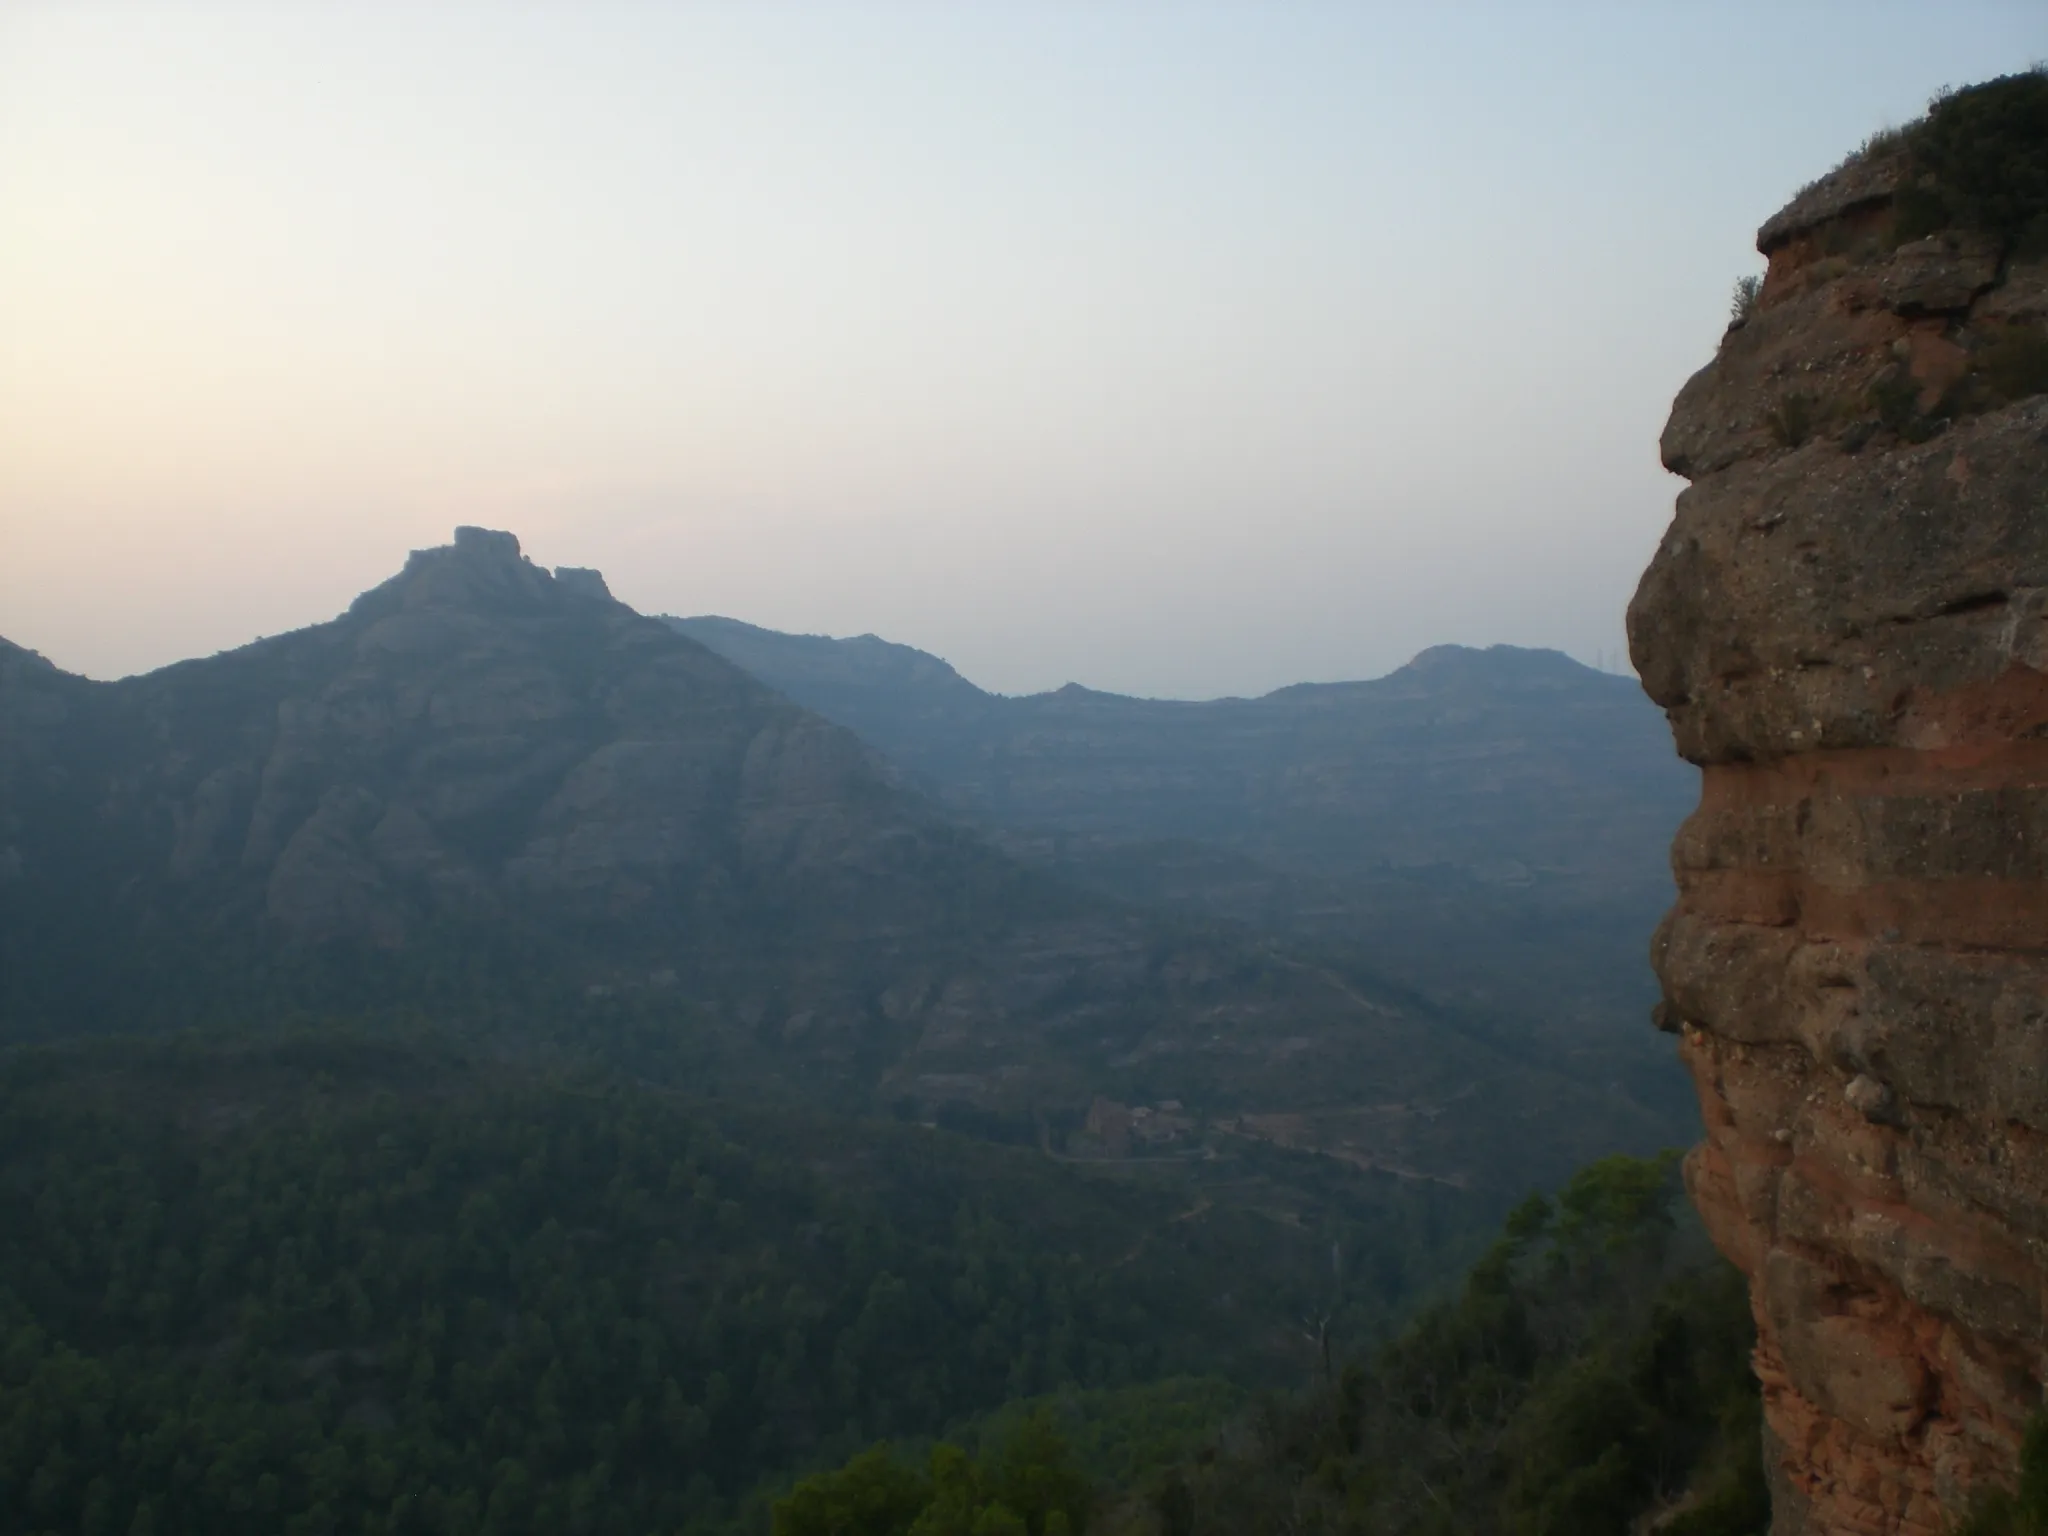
(0, 528, 1695, 1188)
(0, 523, 1704, 1528)
(6, 8, 2047, 1535)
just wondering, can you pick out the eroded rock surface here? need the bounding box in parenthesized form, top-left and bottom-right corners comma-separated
(1631, 101, 2048, 1535)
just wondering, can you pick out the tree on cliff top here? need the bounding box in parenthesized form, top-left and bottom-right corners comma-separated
(1896, 68, 2048, 249)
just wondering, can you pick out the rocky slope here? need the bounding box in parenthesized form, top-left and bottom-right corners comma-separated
(0, 528, 1671, 1193)
(672, 616, 1699, 1117)
(1629, 73, 2048, 1535)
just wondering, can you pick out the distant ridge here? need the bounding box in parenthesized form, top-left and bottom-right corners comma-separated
(667, 618, 1614, 708)
(0, 529, 1679, 1192)
(664, 616, 1691, 899)
(667, 614, 1701, 1123)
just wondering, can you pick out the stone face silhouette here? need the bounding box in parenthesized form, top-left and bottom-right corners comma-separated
(1631, 83, 2048, 1536)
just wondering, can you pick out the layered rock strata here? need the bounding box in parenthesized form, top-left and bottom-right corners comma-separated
(1631, 115, 2048, 1533)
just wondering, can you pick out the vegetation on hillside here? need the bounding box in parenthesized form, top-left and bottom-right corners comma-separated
(0, 1031, 1493, 1536)
(1733, 71, 2048, 449)
(0, 1027, 1784, 1536)
(777, 1154, 1769, 1536)
(771, 1411, 1092, 1536)
(1894, 69, 2048, 252)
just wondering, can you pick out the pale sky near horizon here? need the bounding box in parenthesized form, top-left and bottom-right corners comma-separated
(3, 5, 2044, 699)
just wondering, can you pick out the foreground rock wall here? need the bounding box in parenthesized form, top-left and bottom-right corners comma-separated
(1630, 126, 2048, 1534)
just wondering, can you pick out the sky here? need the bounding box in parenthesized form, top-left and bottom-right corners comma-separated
(3, 5, 2044, 699)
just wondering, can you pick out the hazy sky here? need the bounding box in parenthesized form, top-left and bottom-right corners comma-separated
(3, 5, 2043, 698)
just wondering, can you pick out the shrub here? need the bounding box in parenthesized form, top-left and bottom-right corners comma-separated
(1892, 70, 2048, 249)
(1980, 327, 2048, 403)
(1765, 394, 1816, 450)
(773, 1411, 1090, 1536)
(1659, 1394, 1771, 1536)
(1867, 367, 1922, 434)
(1730, 274, 1764, 324)
(773, 1446, 931, 1536)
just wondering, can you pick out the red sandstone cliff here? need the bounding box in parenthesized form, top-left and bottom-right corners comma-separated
(1630, 75, 2048, 1535)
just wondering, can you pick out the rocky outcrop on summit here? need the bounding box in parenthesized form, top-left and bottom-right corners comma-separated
(4, 527, 896, 945)
(1630, 74, 2048, 1536)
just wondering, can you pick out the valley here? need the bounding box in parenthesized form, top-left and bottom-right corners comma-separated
(8, 21, 2044, 1534)
(0, 529, 1693, 1199)
(667, 614, 1700, 1129)
(0, 525, 1703, 1529)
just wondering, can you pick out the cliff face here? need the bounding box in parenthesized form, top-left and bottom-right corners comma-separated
(1630, 77, 2048, 1535)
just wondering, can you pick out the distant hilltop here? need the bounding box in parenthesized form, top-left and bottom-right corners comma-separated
(665, 613, 1694, 904)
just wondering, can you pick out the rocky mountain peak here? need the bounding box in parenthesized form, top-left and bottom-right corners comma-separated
(348, 526, 616, 621)
(1392, 643, 1597, 691)
(552, 566, 613, 602)
(0, 637, 61, 681)
(453, 524, 521, 559)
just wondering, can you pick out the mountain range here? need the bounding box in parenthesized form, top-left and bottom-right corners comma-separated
(669, 614, 1700, 1119)
(665, 616, 1682, 900)
(0, 528, 1691, 1198)
(0, 523, 1707, 1529)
